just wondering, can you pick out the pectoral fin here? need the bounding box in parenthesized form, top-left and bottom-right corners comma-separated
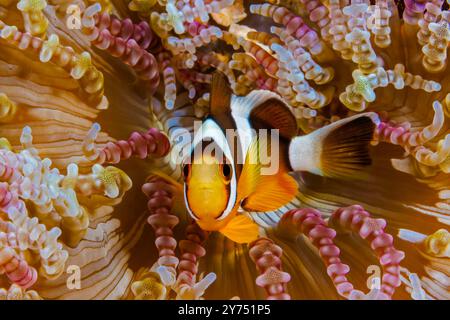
(238, 136, 298, 213)
(219, 215, 259, 244)
(241, 172, 298, 212)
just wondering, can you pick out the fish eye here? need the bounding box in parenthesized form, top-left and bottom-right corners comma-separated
(221, 163, 232, 181)
(182, 164, 190, 180)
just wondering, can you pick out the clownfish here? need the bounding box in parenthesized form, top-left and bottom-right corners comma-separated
(181, 72, 379, 244)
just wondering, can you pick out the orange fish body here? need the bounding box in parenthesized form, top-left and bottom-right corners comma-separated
(182, 73, 378, 244)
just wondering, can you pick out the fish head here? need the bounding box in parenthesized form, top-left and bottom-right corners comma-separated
(182, 140, 238, 230)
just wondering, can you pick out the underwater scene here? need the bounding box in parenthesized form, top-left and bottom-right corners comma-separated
(0, 0, 448, 300)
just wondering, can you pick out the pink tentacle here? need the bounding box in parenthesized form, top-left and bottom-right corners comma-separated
(0, 218, 19, 249)
(375, 121, 413, 151)
(0, 247, 37, 289)
(403, 0, 428, 24)
(281, 206, 404, 299)
(94, 12, 159, 50)
(0, 164, 21, 183)
(374, 118, 437, 153)
(258, 77, 277, 91)
(249, 237, 291, 300)
(89, 27, 160, 93)
(142, 177, 180, 278)
(176, 222, 208, 289)
(180, 69, 212, 84)
(300, 0, 329, 26)
(185, 21, 208, 37)
(96, 128, 170, 164)
(256, 5, 322, 53)
(0, 184, 37, 289)
(330, 205, 405, 299)
(0, 182, 14, 207)
(246, 42, 279, 76)
(0, 218, 16, 234)
(280, 208, 353, 297)
(242, 64, 278, 91)
(251, 73, 277, 91)
(177, 69, 198, 98)
(157, 51, 171, 70)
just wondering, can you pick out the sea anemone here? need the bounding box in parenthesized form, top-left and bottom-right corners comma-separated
(0, 0, 448, 300)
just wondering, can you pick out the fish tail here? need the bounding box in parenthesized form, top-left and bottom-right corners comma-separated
(288, 112, 379, 179)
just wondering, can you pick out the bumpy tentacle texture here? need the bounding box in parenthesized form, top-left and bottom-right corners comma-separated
(83, 123, 170, 164)
(250, 3, 327, 58)
(0, 284, 41, 300)
(0, 22, 107, 108)
(175, 221, 216, 300)
(329, 206, 405, 299)
(17, 0, 48, 38)
(185, 21, 208, 37)
(375, 101, 448, 156)
(343, 0, 379, 74)
(166, 26, 223, 70)
(198, 51, 237, 90)
(340, 64, 441, 111)
(368, 0, 392, 48)
(272, 43, 333, 109)
(139, 176, 179, 298)
(298, 0, 332, 43)
(0, 245, 37, 289)
(81, 4, 160, 93)
(398, 228, 449, 299)
(93, 11, 159, 50)
(158, 51, 177, 109)
(423, 229, 450, 258)
(271, 27, 334, 85)
(137, 175, 216, 300)
(249, 238, 291, 300)
(229, 52, 277, 94)
(150, 0, 234, 37)
(403, 0, 428, 25)
(280, 206, 405, 299)
(0, 126, 132, 293)
(328, 0, 353, 59)
(417, 0, 443, 46)
(0, 0, 448, 301)
(422, 10, 450, 72)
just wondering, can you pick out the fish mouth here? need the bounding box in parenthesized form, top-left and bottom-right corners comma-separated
(198, 186, 215, 192)
(199, 188, 216, 196)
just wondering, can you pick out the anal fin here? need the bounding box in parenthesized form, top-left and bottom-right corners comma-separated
(241, 172, 298, 212)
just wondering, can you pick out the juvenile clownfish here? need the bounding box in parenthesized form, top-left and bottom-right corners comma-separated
(182, 72, 379, 244)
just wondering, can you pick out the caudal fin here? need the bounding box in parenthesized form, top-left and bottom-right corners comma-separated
(289, 113, 378, 179)
(321, 115, 375, 178)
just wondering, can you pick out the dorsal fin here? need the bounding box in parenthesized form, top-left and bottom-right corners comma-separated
(210, 71, 232, 119)
(249, 98, 298, 140)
